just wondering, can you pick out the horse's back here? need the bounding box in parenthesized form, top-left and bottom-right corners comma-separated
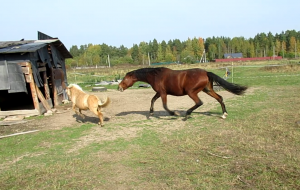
(158, 68, 209, 95)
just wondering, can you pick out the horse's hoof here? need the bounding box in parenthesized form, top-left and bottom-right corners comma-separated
(174, 111, 180, 116)
(149, 112, 154, 116)
(81, 115, 85, 119)
(221, 114, 227, 119)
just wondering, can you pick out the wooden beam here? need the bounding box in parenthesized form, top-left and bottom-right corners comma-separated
(38, 62, 47, 67)
(35, 84, 51, 111)
(0, 109, 39, 117)
(42, 71, 51, 99)
(50, 68, 58, 106)
(25, 63, 40, 113)
(0, 130, 39, 139)
(18, 62, 30, 67)
(38, 67, 46, 72)
(21, 67, 31, 74)
(25, 74, 33, 83)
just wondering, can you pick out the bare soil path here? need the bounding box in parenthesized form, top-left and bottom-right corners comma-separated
(0, 88, 236, 136)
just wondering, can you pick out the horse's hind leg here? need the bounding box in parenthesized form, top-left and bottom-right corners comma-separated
(150, 92, 160, 116)
(92, 107, 104, 126)
(204, 87, 228, 119)
(186, 92, 203, 120)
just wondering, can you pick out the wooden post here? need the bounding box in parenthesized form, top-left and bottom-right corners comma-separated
(42, 71, 51, 99)
(25, 63, 40, 113)
(50, 68, 58, 106)
(35, 84, 51, 111)
(18, 62, 40, 113)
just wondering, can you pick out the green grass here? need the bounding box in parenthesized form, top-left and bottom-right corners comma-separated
(1, 61, 300, 189)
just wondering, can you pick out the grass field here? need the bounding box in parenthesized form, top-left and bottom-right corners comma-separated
(1, 61, 300, 189)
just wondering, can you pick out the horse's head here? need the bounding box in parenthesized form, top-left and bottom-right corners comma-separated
(118, 72, 136, 92)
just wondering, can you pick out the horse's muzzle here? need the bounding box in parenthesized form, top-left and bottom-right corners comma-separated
(118, 86, 124, 92)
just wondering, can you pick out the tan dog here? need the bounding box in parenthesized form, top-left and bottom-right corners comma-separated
(66, 84, 110, 126)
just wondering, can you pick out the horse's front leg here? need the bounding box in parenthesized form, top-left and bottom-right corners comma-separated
(79, 109, 85, 119)
(72, 103, 80, 115)
(185, 93, 203, 120)
(160, 94, 180, 116)
(149, 92, 160, 116)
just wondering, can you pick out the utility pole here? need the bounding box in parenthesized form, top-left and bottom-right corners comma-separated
(143, 54, 144, 65)
(108, 54, 111, 68)
(200, 49, 206, 63)
(218, 40, 220, 59)
(295, 41, 297, 59)
(282, 43, 284, 58)
(148, 52, 151, 66)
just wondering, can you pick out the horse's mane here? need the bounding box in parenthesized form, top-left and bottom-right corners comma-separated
(129, 67, 166, 79)
(68, 84, 83, 91)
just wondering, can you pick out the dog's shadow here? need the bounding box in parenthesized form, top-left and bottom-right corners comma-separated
(72, 114, 110, 124)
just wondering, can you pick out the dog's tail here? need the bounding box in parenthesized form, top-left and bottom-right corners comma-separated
(98, 96, 111, 108)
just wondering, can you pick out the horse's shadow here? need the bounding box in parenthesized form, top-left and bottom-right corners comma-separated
(115, 110, 222, 120)
(72, 114, 110, 124)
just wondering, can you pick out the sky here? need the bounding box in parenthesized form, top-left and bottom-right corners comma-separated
(1, 0, 300, 50)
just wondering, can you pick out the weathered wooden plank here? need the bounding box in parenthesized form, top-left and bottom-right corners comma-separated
(21, 67, 31, 74)
(28, 72, 40, 112)
(0, 130, 39, 138)
(3, 115, 24, 121)
(39, 99, 53, 114)
(0, 120, 28, 126)
(25, 74, 33, 83)
(38, 62, 46, 67)
(38, 67, 46, 72)
(18, 62, 30, 67)
(50, 68, 58, 106)
(42, 71, 51, 99)
(35, 84, 51, 111)
(0, 109, 39, 117)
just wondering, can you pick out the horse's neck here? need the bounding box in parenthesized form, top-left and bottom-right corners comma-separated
(135, 74, 152, 85)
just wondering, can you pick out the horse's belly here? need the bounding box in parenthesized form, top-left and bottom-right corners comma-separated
(166, 89, 186, 96)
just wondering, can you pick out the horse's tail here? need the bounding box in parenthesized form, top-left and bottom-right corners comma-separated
(98, 96, 111, 108)
(207, 72, 247, 95)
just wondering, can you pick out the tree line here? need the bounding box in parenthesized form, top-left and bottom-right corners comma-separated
(66, 29, 300, 67)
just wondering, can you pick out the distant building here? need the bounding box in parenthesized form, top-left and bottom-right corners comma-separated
(224, 53, 243, 59)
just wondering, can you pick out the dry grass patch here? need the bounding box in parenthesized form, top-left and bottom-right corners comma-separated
(261, 63, 300, 73)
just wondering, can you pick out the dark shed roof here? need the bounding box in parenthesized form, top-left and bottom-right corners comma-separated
(0, 39, 72, 59)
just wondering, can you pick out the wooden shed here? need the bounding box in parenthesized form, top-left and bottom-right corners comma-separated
(0, 32, 72, 117)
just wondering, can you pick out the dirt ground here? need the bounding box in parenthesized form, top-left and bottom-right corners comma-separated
(0, 88, 237, 136)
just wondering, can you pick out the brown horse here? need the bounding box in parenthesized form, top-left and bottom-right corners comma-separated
(118, 67, 247, 119)
(66, 84, 110, 126)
